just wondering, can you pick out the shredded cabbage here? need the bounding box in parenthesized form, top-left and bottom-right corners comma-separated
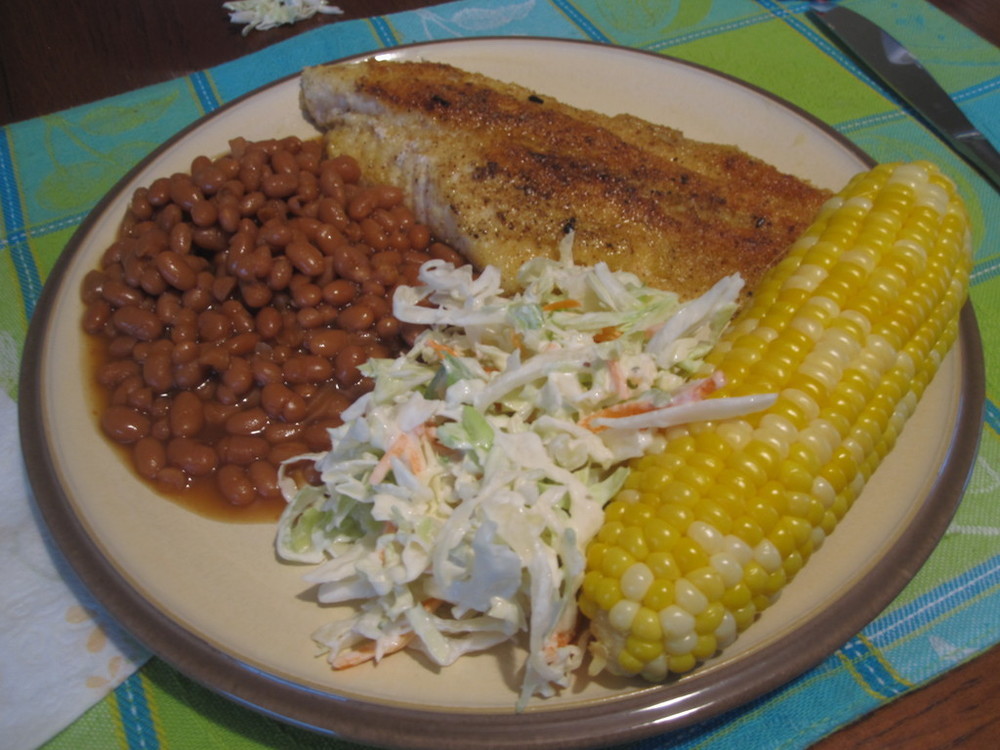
(276, 244, 775, 707)
(223, 0, 343, 35)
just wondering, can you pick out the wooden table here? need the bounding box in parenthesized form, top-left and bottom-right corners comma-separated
(3, 1, 998, 748)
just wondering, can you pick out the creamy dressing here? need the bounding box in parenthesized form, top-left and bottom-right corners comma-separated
(275, 241, 774, 706)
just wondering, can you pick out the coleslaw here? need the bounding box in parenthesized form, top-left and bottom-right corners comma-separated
(275, 237, 775, 707)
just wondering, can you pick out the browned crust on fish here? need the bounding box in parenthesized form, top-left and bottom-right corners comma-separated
(301, 59, 831, 300)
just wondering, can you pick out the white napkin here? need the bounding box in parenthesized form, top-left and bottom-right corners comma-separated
(0, 379, 149, 750)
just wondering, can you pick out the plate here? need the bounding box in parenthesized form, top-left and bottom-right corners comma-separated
(19, 38, 985, 749)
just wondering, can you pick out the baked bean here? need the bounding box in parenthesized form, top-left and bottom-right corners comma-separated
(267, 256, 293, 290)
(167, 437, 218, 477)
(192, 227, 227, 252)
(272, 338, 296, 361)
(169, 175, 202, 210)
(150, 395, 172, 419)
(102, 278, 143, 307)
(263, 421, 302, 443)
(172, 340, 199, 364)
(212, 275, 237, 302)
(146, 177, 171, 207)
(283, 355, 334, 384)
(139, 265, 169, 296)
(217, 464, 256, 506)
(133, 437, 166, 479)
(296, 307, 325, 329)
(271, 149, 299, 176)
(238, 154, 264, 191)
(347, 189, 378, 221)
(112, 305, 163, 341)
(303, 420, 340, 452)
(268, 441, 311, 465)
(338, 302, 375, 332)
(190, 199, 218, 228)
(154, 250, 198, 291)
(172, 360, 205, 389)
(111, 374, 142, 406)
(82, 299, 113, 335)
(314, 224, 346, 256)
(286, 240, 324, 276)
(227, 331, 259, 356)
(360, 217, 389, 250)
(261, 382, 307, 421)
(98, 359, 140, 388)
(81, 270, 107, 304)
(135, 226, 168, 258)
(259, 219, 292, 248)
(222, 301, 255, 334)
(108, 335, 137, 359)
(249, 245, 274, 279)
(429, 241, 466, 267)
(332, 244, 372, 283)
(222, 356, 254, 395)
(143, 351, 174, 392)
(197, 310, 231, 341)
(239, 190, 266, 217)
(190, 155, 212, 175)
(334, 344, 367, 386)
(217, 203, 241, 233)
(130, 188, 154, 221)
(217, 434, 269, 465)
(225, 407, 268, 435)
(241, 281, 274, 308)
(102, 405, 150, 443)
(248, 460, 281, 499)
(199, 344, 231, 372)
(183, 286, 213, 313)
(150, 418, 171, 440)
(376, 316, 401, 339)
(168, 391, 204, 438)
(317, 198, 349, 230)
(399, 261, 424, 286)
(153, 205, 181, 235)
(295, 175, 319, 205)
(322, 279, 357, 307)
(171, 321, 198, 345)
(202, 400, 239, 427)
(262, 172, 298, 199)
(126, 384, 154, 412)
(254, 306, 282, 339)
(251, 356, 283, 385)
(329, 154, 361, 183)
(290, 280, 322, 308)
(305, 328, 349, 357)
(193, 164, 226, 194)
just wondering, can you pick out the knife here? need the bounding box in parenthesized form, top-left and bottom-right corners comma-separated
(812, 4, 1000, 191)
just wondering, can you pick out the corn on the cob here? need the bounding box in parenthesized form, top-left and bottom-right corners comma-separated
(579, 162, 972, 681)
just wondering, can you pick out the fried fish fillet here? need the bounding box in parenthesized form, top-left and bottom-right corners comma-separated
(300, 59, 831, 300)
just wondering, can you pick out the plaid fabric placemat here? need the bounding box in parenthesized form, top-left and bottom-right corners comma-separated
(2, 1, 997, 748)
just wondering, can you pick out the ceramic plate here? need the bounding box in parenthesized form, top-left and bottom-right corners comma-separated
(19, 38, 984, 749)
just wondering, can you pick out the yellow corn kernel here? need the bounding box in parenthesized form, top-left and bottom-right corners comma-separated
(580, 162, 971, 680)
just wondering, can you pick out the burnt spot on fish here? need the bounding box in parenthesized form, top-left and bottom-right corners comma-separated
(528, 94, 544, 104)
(472, 161, 501, 181)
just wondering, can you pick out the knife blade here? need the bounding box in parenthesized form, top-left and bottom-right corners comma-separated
(812, 4, 1000, 191)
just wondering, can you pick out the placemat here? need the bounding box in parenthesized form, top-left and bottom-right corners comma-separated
(2, 1, 997, 748)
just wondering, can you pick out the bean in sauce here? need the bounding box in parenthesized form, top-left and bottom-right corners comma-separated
(83, 135, 463, 518)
